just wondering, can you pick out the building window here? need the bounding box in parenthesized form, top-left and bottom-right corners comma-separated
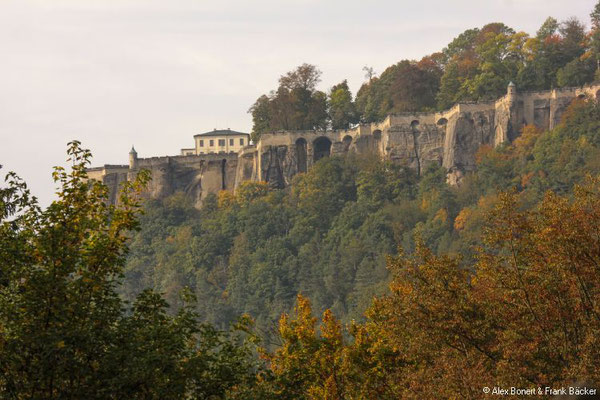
(199, 140, 204, 147)
(218, 139, 225, 146)
(240, 138, 244, 145)
(229, 138, 234, 146)
(210, 139, 214, 146)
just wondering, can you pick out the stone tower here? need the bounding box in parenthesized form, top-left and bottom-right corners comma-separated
(507, 81, 517, 102)
(129, 146, 138, 169)
(506, 82, 520, 141)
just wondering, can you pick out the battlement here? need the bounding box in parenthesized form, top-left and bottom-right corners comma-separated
(87, 166, 108, 172)
(86, 164, 128, 175)
(264, 129, 337, 137)
(135, 152, 237, 165)
(390, 111, 440, 117)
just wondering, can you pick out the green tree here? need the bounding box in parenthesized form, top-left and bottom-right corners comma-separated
(248, 94, 272, 142)
(0, 142, 259, 399)
(356, 56, 443, 120)
(558, 17, 586, 62)
(536, 17, 559, 39)
(328, 80, 357, 130)
(290, 157, 357, 233)
(249, 64, 329, 136)
(556, 57, 595, 87)
(590, 2, 600, 76)
(436, 62, 462, 110)
(592, 1, 600, 28)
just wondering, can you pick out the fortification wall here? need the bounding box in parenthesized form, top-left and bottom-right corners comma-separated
(136, 154, 238, 207)
(88, 154, 238, 208)
(88, 82, 600, 206)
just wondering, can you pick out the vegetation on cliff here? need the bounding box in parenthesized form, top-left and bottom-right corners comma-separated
(250, 7, 600, 138)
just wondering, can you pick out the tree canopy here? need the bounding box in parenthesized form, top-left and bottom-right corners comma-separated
(250, 5, 600, 134)
(249, 64, 329, 141)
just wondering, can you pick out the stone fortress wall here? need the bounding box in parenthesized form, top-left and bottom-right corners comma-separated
(88, 82, 600, 207)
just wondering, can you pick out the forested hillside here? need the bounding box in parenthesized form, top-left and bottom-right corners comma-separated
(121, 4, 600, 344)
(122, 95, 600, 343)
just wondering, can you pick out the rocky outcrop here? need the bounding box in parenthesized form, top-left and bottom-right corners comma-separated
(445, 110, 495, 171)
(260, 145, 289, 189)
(386, 120, 444, 175)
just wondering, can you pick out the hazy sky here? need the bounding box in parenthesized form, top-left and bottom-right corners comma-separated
(0, 0, 596, 206)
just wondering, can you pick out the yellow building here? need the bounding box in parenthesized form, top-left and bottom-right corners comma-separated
(180, 129, 250, 155)
(188, 128, 250, 155)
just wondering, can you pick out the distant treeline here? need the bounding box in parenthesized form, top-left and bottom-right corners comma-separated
(250, 9, 600, 141)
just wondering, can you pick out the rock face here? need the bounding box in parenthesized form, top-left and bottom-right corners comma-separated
(384, 116, 445, 175)
(88, 83, 600, 207)
(260, 145, 289, 189)
(234, 147, 258, 187)
(442, 105, 496, 180)
(88, 153, 238, 208)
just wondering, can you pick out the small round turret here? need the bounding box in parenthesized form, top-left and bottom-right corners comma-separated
(129, 146, 138, 169)
(507, 81, 517, 96)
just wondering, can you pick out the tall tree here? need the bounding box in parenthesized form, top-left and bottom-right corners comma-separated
(328, 80, 358, 130)
(536, 17, 559, 39)
(249, 64, 328, 139)
(558, 17, 586, 62)
(248, 94, 272, 142)
(356, 56, 443, 121)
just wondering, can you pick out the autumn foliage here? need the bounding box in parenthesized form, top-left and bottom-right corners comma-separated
(261, 178, 600, 399)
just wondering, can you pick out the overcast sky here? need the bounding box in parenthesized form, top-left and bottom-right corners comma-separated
(0, 0, 596, 206)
